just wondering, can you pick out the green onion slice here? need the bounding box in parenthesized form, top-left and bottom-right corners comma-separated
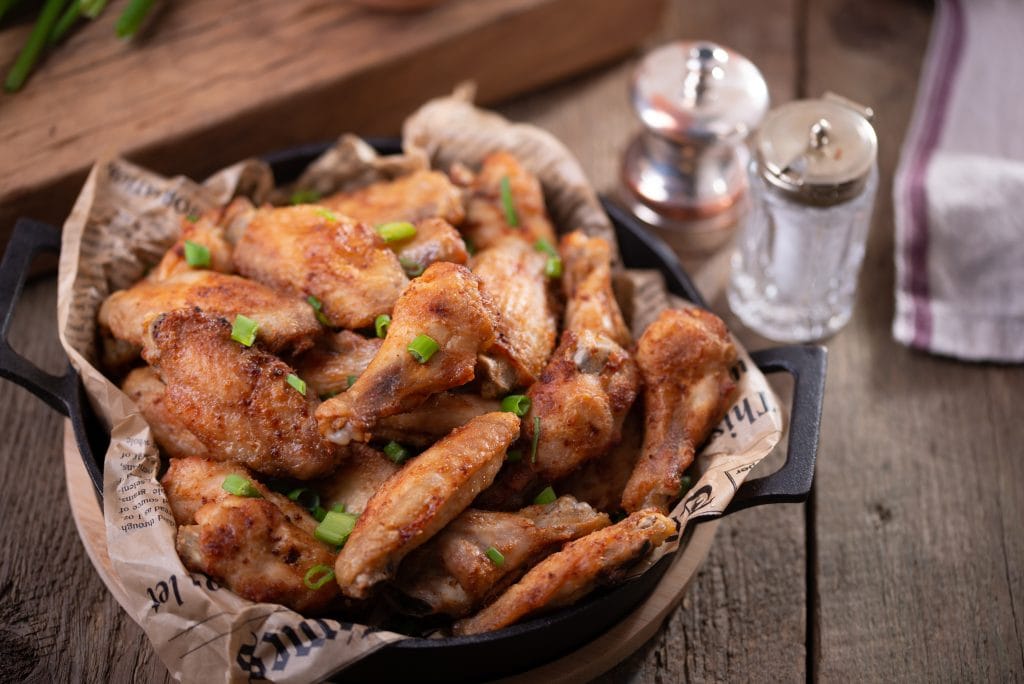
(678, 475, 693, 498)
(484, 546, 505, 566)
(287, 488, 320, 513)
(290, 189, 322, 205)
(376, 221, 417, 243)
(533, 486, 556, 506)
(183, 240, 210, 268)
(399, 257, 425, 278)
(383, 441, 410, 464)
(314, 207, 339, 222)
(314, 510, 358, 547)
(331, 503, 346, 513)
(303, 564, 335, 590)
(306, 295, 331, 327)
(530, 415, 541, 464)
(506, 449, 522, 463)
(222, 474, 261, 498)
(534, 238, 558, 257)
(346, 375, 358, 388)
(407, 334, 440, 363)
(500, 394, 531, 417)
(500, 176, 519, 227)
(231, 315, 259, 347)
(186, 213, 200, 222)
(374, 314, 391, 339)
(544, 256, 563, 279)
(286, 373, 307, 396)
(312, 505, 327, 522)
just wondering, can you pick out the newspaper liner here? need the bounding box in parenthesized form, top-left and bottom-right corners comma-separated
(55, 90, 783, 683)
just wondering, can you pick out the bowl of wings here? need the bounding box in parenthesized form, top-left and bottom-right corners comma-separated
(0, 135, 825, 682)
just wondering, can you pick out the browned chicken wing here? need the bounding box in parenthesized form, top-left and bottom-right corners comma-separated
(233, 205, 407, 329)
(316, 262, 499, 445)
(472, 236, 558, 396)
(142, 309, 339, 480)
(320, 170, 465, 227)
(333, 412, 519, 599)
(149, 213, 234, 282)
(394, 496, 610, 618)
(314, 444, 400, 516)
(453, 509, 676, 635)
(292, 331, 383, 399)
(391, 217, 469, 275)
(560, 231, 631, 348)
(374, 392, 501, 448)
(122, 366, 207, 458)
(461, 152, 557, 251)
(621, 308, 738, 513)
(99, 270, 321, 356)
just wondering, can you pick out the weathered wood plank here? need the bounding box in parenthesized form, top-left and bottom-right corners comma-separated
(805, 0, 1024, 679)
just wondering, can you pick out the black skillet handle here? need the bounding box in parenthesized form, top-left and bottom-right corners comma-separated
(0, 219, 77, 417)
(722, 344, 828, 514)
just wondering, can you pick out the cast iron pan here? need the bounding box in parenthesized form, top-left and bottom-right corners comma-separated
(0, 140, 826, 682)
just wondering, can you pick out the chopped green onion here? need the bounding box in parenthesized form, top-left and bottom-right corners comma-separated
(534, 238, 558, 257)
(484, 546, 505, 566)
(314, 207, 339, 222)
(374, 314, 391, 339)
(314, 510, 358, 547)
(4, 0, 66, 93)
(222, 474, 261, 498)
(303, 564, 335, 590)
(407, 334, 439, 363)
(464, 238, 476, 256)
(346, 375, 358, 388)
(331, 503, 346, 513)
(186, 213, 200, 223)
(500, 176, 519, 227)
(530, 415, 541, 464)
(533, 486, 556, 506)
(399, 257, 425, 278)
(115, 0, 155, 38)
(678, 475, 693, 498)
(306, 295, 331, 327)
(231, 315, 259, 347)
(501, 394, 531, 417)
(50, 2, 84, 47)
(290, 189, 322, 205)
(288, 488, 320, 513)
(286, 374, 307, 396)
(376, 221, 417, 243)
(544, 256, 563, 279)
(506, 449, 522, 463)
(312, 505, 327, 522)
(81, 0, 109, 19)
(383, 441, 410, 464)
(183, 240, 210, 268)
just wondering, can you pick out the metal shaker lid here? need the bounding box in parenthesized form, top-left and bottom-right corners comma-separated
(756, 93, 878, 205)
(631, 41, 769, 144)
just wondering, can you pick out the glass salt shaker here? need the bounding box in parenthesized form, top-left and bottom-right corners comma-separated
(727, 93, 878, 342)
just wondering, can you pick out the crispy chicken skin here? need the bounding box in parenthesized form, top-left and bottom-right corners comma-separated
(392, 217, 469, 273)
(453, 509, 676, 635)
(292, 331, 383, 399)
(142, 309, 339, 480)
(462, 152, 557, 251)
(316, 262, 500, 445)
(394, 496, 610, 618)
(560, 409, 643, 513)
(99, 270, 321, 356)
(320, 170, 465, 227)
(472, 237, 558, 396)
(149, 213, 234, 282)
(621, 308, 738, 514)
(374, 392, 501, 447)
(333, 412, 519, 599)
(233, 205, 408, 329)
(314, 444, 400, 516)
(163, 457, 340, 614)
(560, 231, 631, 348)
(122, 366, 207, 458)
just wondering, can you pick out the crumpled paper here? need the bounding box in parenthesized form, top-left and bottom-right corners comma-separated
(55, 90, 783, 682)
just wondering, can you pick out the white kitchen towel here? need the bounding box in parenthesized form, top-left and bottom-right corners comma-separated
(893, 0, 1024, 362)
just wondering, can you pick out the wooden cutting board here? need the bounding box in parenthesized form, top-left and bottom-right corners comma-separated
(0, 0, 664, 246)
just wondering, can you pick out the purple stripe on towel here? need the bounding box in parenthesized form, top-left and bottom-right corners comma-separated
(904, 0, 966, 348)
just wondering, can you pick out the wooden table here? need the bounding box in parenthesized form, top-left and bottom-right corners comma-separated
(2, 0, 1022, 681)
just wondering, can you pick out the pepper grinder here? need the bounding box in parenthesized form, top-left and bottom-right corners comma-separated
(621, 41, 769, 253)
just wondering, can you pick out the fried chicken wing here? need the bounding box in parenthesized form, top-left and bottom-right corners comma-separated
(314, 444, 400, 516)
(462, 152, 557, 251)
(316, 262, 499, 445)
(453, 509, 676, 635)
(472, 237, 558, 396)
(394, 496, 610, 618)
(292, 331, 383, 399)
(149, 213, 234, 282)
(233, 205, 407, 329)
(560, 231, 631, 347)
(142, 309, 339, 480)
(320, 170, 465, 227)
(333, 412, 519, 599)
(374, 392, 500, 447)
(99, 270, 321, 356)
(391, 217, 469, 275)
(122, 366, 207, 458)
(621, 308, 738, 513)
